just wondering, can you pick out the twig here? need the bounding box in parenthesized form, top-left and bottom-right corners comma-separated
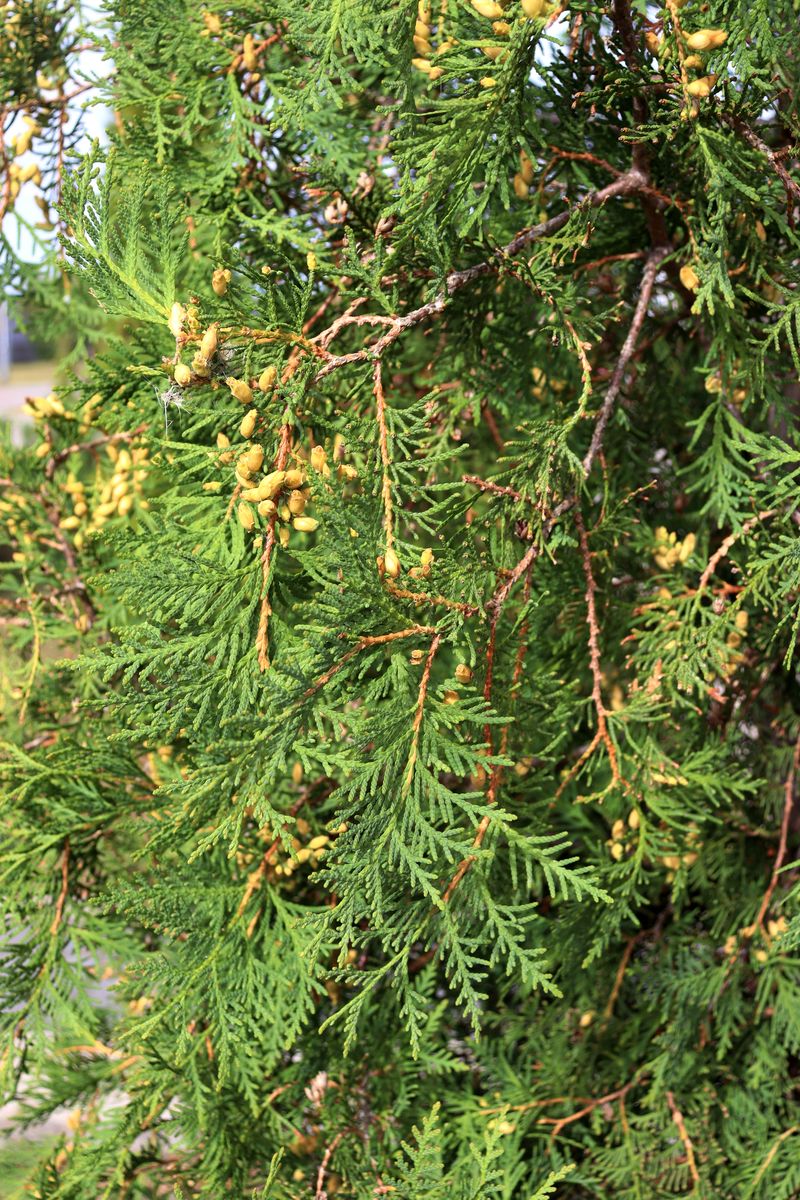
(301, 626, 437, 702)
(44, 424, 148, 481)
(441, 564, 534, 904)
(665, 1091, 701, 1187)
(256, 423, 292, 670)
(49, 840, 70, 938)
(315, 1131, 344, 1200)
(582, 247, 668, 476)
(539, 1075, 643, 1139)
(463, 475, 524, 503)
(385, 580, 478, 616)
(755, 729, 800, 935)
(373, 360, 395, 552)
(695, 510, 774, 598)
(402, 634, 441, 796)
(723, 114, 800, 205)
(573, 508, 622, 788)
(747, 1126, 800, 1195)
(234, 798, 305, 926)
(311, 172, 653, 382)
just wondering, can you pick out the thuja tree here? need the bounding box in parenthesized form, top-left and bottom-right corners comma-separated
(2, 0, 800, 1196)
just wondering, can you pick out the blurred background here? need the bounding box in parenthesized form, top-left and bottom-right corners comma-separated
(0, 303, 55, 439)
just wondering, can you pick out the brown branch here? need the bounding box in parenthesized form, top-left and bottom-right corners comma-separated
(749, 1127, 800, 1193)
(312, 172, 652, 382)
(582, 247, 668, 476)
(480, 399, 505, 452)
(723, 114, 800, 205)
(463, 475, 524, 503)
(234, 798, 305, 926)
(573, 508, 622, 788)
(402, 634, 441, 796)
(373, 360, 395, 552)
(49, 839, 70, 939)
(44, 424, 147, 481)
(256, 423, 292, 670)
(441, 563, 534, 905)
(385, 580, 478, 616)
(538, 1075, 643, 1139)
(315, 1131, 345, 1200)
(755, 729, 800, 936)
(665, 1091, 701, 1187)
(301, 626, 437, 703)
(695, 510, 774, 598)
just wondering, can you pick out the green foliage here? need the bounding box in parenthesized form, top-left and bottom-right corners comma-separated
(2, 0, 800, 1196)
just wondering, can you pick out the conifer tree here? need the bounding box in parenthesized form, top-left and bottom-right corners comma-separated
(2, 0, 800, 1196)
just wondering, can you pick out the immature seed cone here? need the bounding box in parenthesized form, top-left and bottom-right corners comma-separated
(237, 502, 255, 531)
(518, 150, 535, 184)
(239, 445, 264, 474)
(258, 498, 277, 517)
(200, 323, 219, 361)
(288, 490, 306, 515)
(384, 547, 401, 577)
(310, 445, 328, 473)
(258, 365, 277, 392)
(455, 663, 473, 683)
(513, 173, 530, 199)
(168, 302, 186, 339)
(258, 470, 287, 499)
(521, 0, 547, 16)
(226, 377, 253, 405)
(212, 267, 231, 296)
(174, 363, 192, 387)
(685, 28, 727, 50)
(679, 264, 700, 291)
(471, 0, 505, 17)
(283, 468, 305, 489)
(242, 32, 258, 70)
(420, 548, 434, 567)
(293, 516, 319, 533)
(686, 74, 716, 98)
(240, 409, 258, 439)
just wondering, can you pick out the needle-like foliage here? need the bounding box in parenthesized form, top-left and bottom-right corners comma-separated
(2, 0, 800, 1196)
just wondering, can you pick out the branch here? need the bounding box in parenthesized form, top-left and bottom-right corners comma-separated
(373, 360, 395, 552)
(402, 633, 441, 796)
(256, 422, 292, 670)
(665, 1091, 701, 1187)
(582, 246, 668, 476)
(755, 729, 800, 936)
(723, 114, 800, 205)
(573, 508, 622, 789)
(311, 172, 651, 381)
(695, 510, 774, 599)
